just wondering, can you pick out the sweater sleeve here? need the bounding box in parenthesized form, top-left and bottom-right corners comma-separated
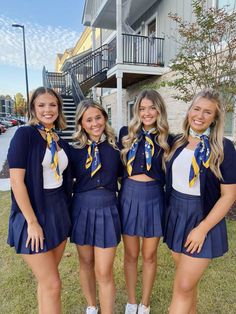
(220, 138, 236, 184)
(7, 127, 30, 169)
(118, 126, 128, 149)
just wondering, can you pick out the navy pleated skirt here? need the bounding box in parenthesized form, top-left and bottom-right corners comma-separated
(8, 187, 71, 254)
(163, 189, 228, 259)
(119, 178, 164, 237)
(70, 188, 121, 248)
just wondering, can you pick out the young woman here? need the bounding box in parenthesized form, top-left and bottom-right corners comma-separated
(70, 99, 122, 314)
(119, 89, 170, 314)
(7, 87, 72, 314)
(164, 89, 236, 314)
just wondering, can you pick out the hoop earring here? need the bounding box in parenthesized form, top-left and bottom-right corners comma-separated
(211, 121, 216, 128)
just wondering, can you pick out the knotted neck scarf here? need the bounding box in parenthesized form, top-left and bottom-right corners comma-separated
(189, 127, 211, 187)
(36, 123, 60, 180)
(127, 128, 158, 176)
(85, 134, 106, 177)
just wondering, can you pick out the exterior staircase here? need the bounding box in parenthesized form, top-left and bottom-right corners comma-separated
(60, 95, 76, 142)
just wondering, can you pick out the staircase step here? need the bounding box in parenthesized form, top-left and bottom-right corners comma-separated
(61, 96, 76, 142)
(63, 109, 76, 113)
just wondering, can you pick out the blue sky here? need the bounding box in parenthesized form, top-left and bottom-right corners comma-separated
(0, 0, 85, 98)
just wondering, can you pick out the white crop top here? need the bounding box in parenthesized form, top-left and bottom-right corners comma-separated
(42, 148, 68, 189)
(172, 148, 200, 195)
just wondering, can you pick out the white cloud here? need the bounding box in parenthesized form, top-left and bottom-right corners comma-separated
(0, 14, 81, 71)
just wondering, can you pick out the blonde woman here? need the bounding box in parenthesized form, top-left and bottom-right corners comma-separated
(70, 99, 122, 314)
(7, 87, 72, 313)
(163, 89, 236, 314)
(119, 90, 170, 314)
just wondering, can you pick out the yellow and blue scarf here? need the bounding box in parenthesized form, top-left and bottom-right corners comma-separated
(127, 128, 157, 176)
(189, 127, 211, 187)
(85, 135, 106, 177)
(36, 123, 60, 180)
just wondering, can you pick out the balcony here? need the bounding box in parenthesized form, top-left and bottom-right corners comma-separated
(43, 33, 165, 96)
(72, 33, 164, 90)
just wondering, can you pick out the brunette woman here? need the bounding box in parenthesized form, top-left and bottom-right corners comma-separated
(7, 87, 72, 314)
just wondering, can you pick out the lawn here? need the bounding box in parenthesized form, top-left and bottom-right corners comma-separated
(0, 190, 236, 314)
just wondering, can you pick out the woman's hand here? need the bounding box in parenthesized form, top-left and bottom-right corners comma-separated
(26, 221, 44, 253)
(184, 225, 207, 254)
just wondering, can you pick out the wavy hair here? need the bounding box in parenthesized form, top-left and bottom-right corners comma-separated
(28, 86, 67, 130)
(167, 89, 225, 180)
(121, 89, 170, 169)
(73, 99, 117, 149)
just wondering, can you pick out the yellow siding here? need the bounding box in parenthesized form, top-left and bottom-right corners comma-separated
(55, 27, 101, 72)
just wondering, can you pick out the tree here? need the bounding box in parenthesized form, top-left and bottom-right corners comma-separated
(166, 0, 236, 109)
(14, 93, 26, 116)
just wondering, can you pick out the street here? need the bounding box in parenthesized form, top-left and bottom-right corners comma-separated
(0, 126, 17, 190)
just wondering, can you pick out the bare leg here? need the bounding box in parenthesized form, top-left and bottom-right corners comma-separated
(169, 253, 210, 314)
(37, 240, 67, 313)
(22, 240, 67, 314)
(141, 237, 160, 306)
(94, 246, 117, 314)
(171, 252, 197, 314)
(77, 245, 97, 307)
(123, 235, 140, 304)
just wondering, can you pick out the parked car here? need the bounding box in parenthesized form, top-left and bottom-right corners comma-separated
(7, 118, 18, 126)
(0, 118, 12, 128)
(0, 123, 7, 134)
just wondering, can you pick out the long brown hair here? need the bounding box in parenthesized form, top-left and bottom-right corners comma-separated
(28, 86, 67, 129)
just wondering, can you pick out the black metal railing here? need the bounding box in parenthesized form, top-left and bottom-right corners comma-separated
(70, 44, 109, 84)
(70, 70, 85, 105)
(122, 33, 164, 66)
(43, 67, 71, 95)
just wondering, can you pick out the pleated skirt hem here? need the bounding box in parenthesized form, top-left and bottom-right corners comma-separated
(163, 189, 228, 259)
(8, 187, 71, 254)
(119, 178, 165, 238)
(70, 189, 121, 248)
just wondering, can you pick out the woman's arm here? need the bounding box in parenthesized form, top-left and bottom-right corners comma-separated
(185, 183, 236, 254)
(10, 168, 44, 252)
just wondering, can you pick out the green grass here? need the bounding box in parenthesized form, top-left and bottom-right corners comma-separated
(1, 190, 236, 314)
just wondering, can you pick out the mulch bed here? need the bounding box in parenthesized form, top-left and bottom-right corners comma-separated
(0, 160, 235, 219)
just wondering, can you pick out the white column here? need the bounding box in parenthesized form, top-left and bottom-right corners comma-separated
(92, 26, 97, 101)
(116, 0, 123, 133)
(116, 70, 123, 133)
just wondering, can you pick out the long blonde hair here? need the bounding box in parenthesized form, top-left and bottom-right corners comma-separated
(28, 86, 67, 130)
(167, 89, 225, 180)
(121, 89, 170, 168)
(73, 99, 117, 149)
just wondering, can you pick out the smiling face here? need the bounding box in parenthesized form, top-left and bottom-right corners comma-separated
(81, 107, 106, 142)
(188, 97, 217, 134)
(139, 97, 158, 130)
(34, 93, 59, 129)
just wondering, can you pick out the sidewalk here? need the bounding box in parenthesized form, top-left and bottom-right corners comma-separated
(0, 126, 17, 191)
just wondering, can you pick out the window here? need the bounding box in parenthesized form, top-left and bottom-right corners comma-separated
(222, 92, 235, 137)
(148, 19, 156, 36)
(106, 105, 112, 125)
(127, 100, 135, 122)
(224, 110, 234, 136)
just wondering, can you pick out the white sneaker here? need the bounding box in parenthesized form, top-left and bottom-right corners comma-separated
(125, 303, 138, 314)
(138, 303, 150, 314)
(86, 306, 98, 314)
